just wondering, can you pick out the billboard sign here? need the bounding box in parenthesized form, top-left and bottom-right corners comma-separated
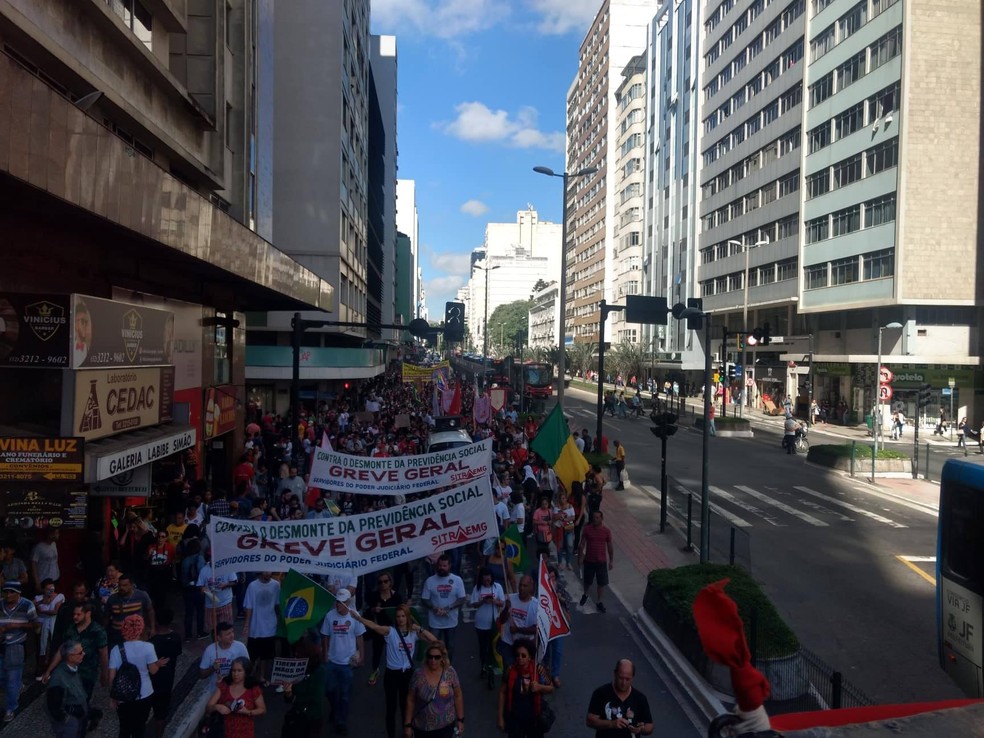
(0, 437, 84, 482)
(73, 367, 175, 441)
(0, 293, 71, 367)
(71, 294, 174, 369)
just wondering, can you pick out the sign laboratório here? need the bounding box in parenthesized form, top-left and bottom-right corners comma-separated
(208, 479, 499, 578)
(308, 438, 493, 496)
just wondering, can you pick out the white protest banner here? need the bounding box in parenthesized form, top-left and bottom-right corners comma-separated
(308, 438, 493, 496)
(209, 478, 499, 578)
(270, 657, 309, 685)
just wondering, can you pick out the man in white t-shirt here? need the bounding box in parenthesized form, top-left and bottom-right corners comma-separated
(319, 589, 364, 736)
(498, 575, 539, 670)
(323, 571, 357, 599)
(198, 621, 248, 687)
(242, 572, 280, 685)
(420, 554, 466, 662)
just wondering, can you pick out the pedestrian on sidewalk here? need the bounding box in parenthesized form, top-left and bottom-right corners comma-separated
(578, 511, 613, 614)
(106, 573, 155, 649)
(497, 638, 554, 738)
(148, 608, 182, 738)
(613, 442, 626, 490)
(108, 614, 169, 738)
(935, 406, 948, 436)
(586, 659, 654, 736)
(0, 580, 37, 721)
(708, 405, 717, 437)
(957, 417, 968, 447)
(178, 534, 206, 640)
(404, 640, 463, 738)
(421, 554, 467, 663)
(42, 602, 108, 702)
(45, 640, 89, 738)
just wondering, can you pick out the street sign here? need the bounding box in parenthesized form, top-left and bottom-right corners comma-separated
(942, 387, 952, 397)
(879, 385, 893, 401)
(0, 437, 84, 483)
(879, 366, 894, 384)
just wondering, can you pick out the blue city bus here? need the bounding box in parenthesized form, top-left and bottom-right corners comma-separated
(937, 457, 984, 697)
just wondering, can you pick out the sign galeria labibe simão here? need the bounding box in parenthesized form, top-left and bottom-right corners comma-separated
(73, 366, 175, 441)
(89, 427, 196, 482)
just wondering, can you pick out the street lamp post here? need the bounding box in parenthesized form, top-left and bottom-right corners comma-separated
(679, 305, 713, 564)
(729, 237, 769, 418)
(534, 164, 598, 410)
(873, 322, 903, 452)
(476, 263, 500, 386)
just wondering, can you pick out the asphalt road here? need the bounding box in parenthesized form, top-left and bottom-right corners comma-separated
(563, 386, 963, 706)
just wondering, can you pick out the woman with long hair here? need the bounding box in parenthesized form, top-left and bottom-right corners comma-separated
(206, 656, 266, 738)
(404, 640, 463, 738)
(469, 567, 505, 683)
(497, 639, 554, 738)
(108, 614, 170, 738)
(352, 604, 436, 738)
(363, 570, 404, 688)
(551, 489, 576, 571)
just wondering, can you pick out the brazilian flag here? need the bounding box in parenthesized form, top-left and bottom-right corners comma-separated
(279, 569, 334, 643)
(502, 524, 530, 577)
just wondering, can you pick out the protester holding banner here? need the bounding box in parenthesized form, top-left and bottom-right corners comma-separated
(542, 565, 573, 689)
(497, 638, 554, 738)
(351, 603, 437, 738)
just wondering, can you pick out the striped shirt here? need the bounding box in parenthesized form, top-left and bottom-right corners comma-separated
(0, 597, 37, 645)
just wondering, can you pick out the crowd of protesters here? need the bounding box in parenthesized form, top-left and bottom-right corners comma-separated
(16, 359, 652, 738)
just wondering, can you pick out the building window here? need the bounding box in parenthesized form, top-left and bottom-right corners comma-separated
(806, 169, 830, 199)
(838, 1, 867, 40)
(831, 204, 861, 237)
(811, 24, 836, 61)
(863, 248, 895, 279)
(107, 0, 153, 50)
(870, 26, 902, 71)
(808, 122, 831, 153)
(868, 81, 900, 120)
(836, 51, 866, 90)
(864, 194, 897, 227)
(809, 72, 833, 107)
(778, 215, 799, 239)
(777, 258, 797, 281)
(779, 172, 800, 197)
(805, 264, 828, 289)
(831, 256, 859, 285)
(806, 215, 829, 244)
(866, 137, 899, 176)
(833, 153, 862, 188)
(834, 102, 864, 140)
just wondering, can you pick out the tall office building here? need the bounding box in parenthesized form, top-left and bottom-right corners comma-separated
(371, 35, 398, 341)
(396, 179, 421, 317)
(696, 0, 807, 386)
(566, 0, 659, 344)
(271, 0, 372, 339)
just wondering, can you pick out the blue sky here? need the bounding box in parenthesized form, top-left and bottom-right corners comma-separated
(371, 0, 602, 317)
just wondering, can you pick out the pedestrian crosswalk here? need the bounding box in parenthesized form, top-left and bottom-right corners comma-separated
(642, 481, 914, 531)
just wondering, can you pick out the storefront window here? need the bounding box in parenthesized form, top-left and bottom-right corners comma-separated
(214, 315, 231, 384)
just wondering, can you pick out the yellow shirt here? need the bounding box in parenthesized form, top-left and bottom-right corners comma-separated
(166, 523, 188, 548)
(615, 445, 626, 463)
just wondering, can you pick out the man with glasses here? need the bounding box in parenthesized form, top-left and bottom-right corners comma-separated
(42, 603, 108, 701)
(586, 659, 654, 737)
(45, 640, 89, 738)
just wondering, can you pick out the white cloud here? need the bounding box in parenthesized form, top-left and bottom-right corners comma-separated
(424, 274, 466, 295)
(460, 199, 489, 216)
(439, 102, 564, 152)
(529, 0, 600, 35)
(429, 250, 473, 276)
(372, 0, 510, 39)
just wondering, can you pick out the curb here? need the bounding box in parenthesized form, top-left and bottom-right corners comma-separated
(166, 679, 213, 738)
(633, 608, 728, 723)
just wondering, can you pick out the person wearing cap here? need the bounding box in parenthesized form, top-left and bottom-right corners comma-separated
(0, 580, 37, 721)
(319, 588, 365, 736)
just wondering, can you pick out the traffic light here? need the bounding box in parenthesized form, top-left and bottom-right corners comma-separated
(650, 412, 679, 439)
(761, 322, 771, 346)
(686, 298, 703, 331)
(444, 302, 465, 342)
(749, 323, 772, 346)
(727, 364, 736, 379)
(918, 382, 932, 408)
(737, 333, 745, 351)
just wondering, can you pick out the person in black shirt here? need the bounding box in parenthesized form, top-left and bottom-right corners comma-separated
(149, 607, 182, 738)
(586, 659, 654, 737)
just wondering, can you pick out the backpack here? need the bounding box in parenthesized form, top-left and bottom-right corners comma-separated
(110, 643, 142, 703)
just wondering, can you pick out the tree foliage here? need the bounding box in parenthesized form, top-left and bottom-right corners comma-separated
(487, 299, 531, 357)
(532, 278, 550, 294)
(607, 341, 647, 380)
(566, 341, 597, 377)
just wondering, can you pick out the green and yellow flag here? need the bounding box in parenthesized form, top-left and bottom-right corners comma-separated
(279, 569, 334, 643)
(531, 404, 590, 494)
(502, 524, 530, 578)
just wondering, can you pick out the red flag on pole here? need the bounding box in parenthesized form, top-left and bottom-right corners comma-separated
(536, 559, 571, 662)
(449, 382, 462, 416)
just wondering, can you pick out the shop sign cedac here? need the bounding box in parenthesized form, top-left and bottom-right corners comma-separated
(0, 293, 71, 367)
(71, 294, 174, 369)
(73, 367, 175, 441)
(204, 385, 239, 440)
(0, 486, 87, 529)
(0, 437, 84, 482)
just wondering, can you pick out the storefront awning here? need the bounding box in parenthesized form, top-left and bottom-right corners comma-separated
(84, 425, 196, 483)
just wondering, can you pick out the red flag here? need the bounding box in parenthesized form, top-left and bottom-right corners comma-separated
(449, 382, 462, 416)
(536, 559, 571, 662)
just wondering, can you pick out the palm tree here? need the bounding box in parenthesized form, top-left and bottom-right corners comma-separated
(566, 342, 598, 378)
(608, 341, 647, 383)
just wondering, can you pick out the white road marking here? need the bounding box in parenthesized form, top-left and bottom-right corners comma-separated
(660, 484, 753, 528)
(794, 486, 908, 528)
(851, 486, 939, 518)
(710, 486, 785, 527)
(734, 484, 829, 527)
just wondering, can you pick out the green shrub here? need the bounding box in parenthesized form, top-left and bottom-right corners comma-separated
(810, 443, 908, 460)
(647, 563, 799, 658)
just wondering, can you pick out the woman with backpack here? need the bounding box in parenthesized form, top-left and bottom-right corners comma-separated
(108, 614, 170, 738)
